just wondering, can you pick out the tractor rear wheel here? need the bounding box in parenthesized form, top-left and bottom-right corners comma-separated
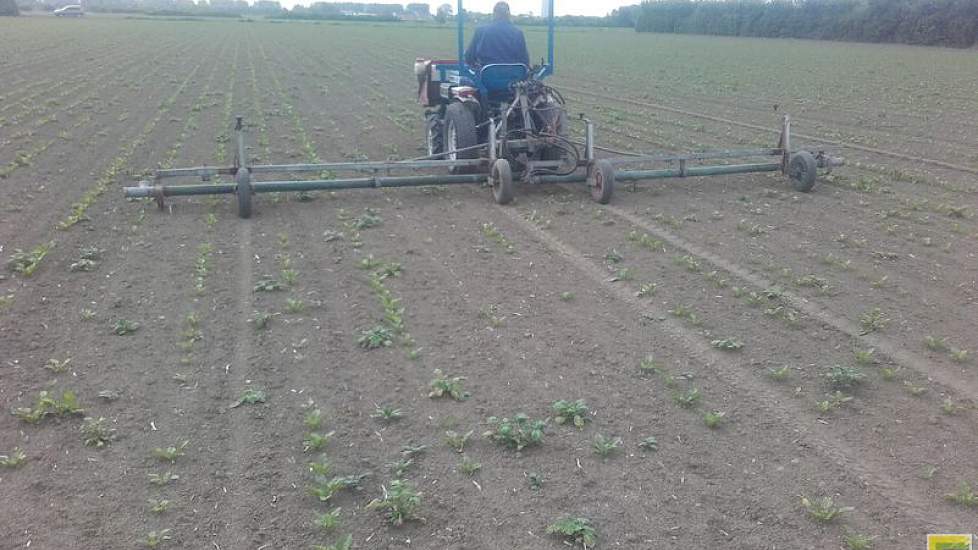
(588, 160, 615, 204)
(489, 159, 514, 205)
(444, 102, 479, 174)
(788, 151, 817, 192)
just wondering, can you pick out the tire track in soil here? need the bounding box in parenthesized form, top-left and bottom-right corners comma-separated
(491, 203, 964, 532)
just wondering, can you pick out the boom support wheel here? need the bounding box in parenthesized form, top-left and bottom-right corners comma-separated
(236, 168, 252, 219)
(587, 160, 615, 204)
(490, 159, 514, 205)
(788, 151, 817, 193)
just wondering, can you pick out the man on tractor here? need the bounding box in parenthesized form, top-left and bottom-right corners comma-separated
(464, 2, 530, 68)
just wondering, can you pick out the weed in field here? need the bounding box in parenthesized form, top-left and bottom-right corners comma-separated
(636, 283, 657, 298)
(429, 369, 468, 401)
(372, 405, 403, 422)
(639, 355, 662, 375)
(481, 222, 515, 254)
(352, 209, 382, 230)
(919, 465, 939, 480)
(358, 325, 394, 349)
(6, 242, 53, 277)
(484, 414, 545, 451)
(387, 458, 414, 478)
(205, 212, 218, 227)
(627, 231, 664, 251)
(230, 388, 266, 408)
(941, 398, 960, 415)
(457, 455, 482, 476)
(672, 387, 701, 409)
(711, 338, 744, 351)
(859, 308, 889, 333)
(14, 390, 84, 423)
(313, 507, 342, 531)
(148, 472, 179, 486)
(547, 517, 597, 548)
(376, 262, 403, 280)
(843, 533, 876, 550)
(949, 349, 969, 363)
(281, 268, 298, 286)
(45, 357, 72, 373)
(903, 380, 928, 397)
(816, 392, 853, 413)
(303, 431, 335, 452)
(592, 434, 622, 458)
(81, 417, 113, 448)
(400, 443, 428, 458)
(252, 311, 272, 330)
(443, 430, 474, 453)
(767, 366, 791, 381)
(69, 258, 96, 272)
(312, 534, 353, 550)
(826, 366, 866, 390)
(638, 436, 658, 453)
(879, 367, 898, 382)
(143, 529, 172, 548)
(675, 255, 701, 273)
(854, 349, 876, 366)
(801, 496, 853, 523)
(80, 308, 96, 320)
(0, 448, 27, 468)
(254, 278, 284, 292)
(528, 472, 544, 490)
(193, 243, 213, 295)
(559, 292, 575, 302)
(552, 400, 590, 429)
(479, 303, 505, 327)
(945, 483, 978, 508)
(309, 474, 368, 502)
(614, 267, 634, 281)
(113, 319, 140, 336)
(285, 297, 305, 314)
(366, 479, 422, 526)
(924, 336, 949, 352)
(705, 270, 728, 288)
(309, 457, 332, 477)
(704, 410, 727, 429)
(153, 441, 189, 463)
(148, 498, 172, 514)
(305, 408, 323, 430)
(604, 249, 624, 264)
(358, 255, 382, 270)
(821, 253, 852, 271)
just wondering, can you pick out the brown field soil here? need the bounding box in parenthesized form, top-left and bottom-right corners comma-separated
(1, 16, 976, 550)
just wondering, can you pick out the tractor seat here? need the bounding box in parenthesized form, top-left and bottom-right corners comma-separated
(480, 63, 529, 96)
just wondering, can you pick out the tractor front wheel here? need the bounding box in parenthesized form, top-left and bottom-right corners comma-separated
(587, 160, 615, 204)
(424, 112, 443, 157)
(490, 158, 514, 205)
(444, 102, 479, 174)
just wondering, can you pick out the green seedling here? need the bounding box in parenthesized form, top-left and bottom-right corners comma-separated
(704, 410, 727, 429)
(826, 366, 866, 390)
(941, 398, 960, 415)
(559, 291, 575, 301)
(945, 482, 978, 507)
(444, 430, 473, 453)
(7, 242, 53, 277)
(592, 434, 621, 458)
(675, 255, 701, 273)
(254, 278, 284, 292)
(528, 472, 544, 490)
(305, 408, 323, 430)
(859, 308, 889, 333)
(627, 231, 664, 251)
(376, 262, 402, 279)
(400, 443, 428, 458)
(639, 355, 661, 375)
(148, 472, 179, 486)
(767, 366, 791, 381)
(309, 474, 368, 502)
(358, 325, 394, 349)
(429, 369, 469, 401)
(144, 529, 172, 548)
(69, 258, 96, 272)
(387, 458, 414, 478)
(80, 308, 96, 320)
(801, 496, 853, 523)
(903, 380, 928, 397)
(113, 319, 140, 336)
(14, 390, 84, 423)
(604, 249, 624, 264)
(366, 479, 422, 526)
(638, 436, 658, 452)
(919, 465, 939, 480)
(546, 517, 597, 548)
(79, 246, 100, 260)
(252, 311, 272, 330)
(484, 414, 545, 451)
(880, 367, 897, 382)
(281, 268, 298, 286)
(45, 357, 72, 373)
(352, 209, 382, 230)
(673, 387, 701, 408)
(854, 349, 876, 366)
(950, 349, 969, 363)
(552, 400, 590, 429)
(668, 304, 692, 318)
(313, 507, 342, 531)
(614, 267, 634, 281)
(81, 417, 113, 448)
(372, 405, 403, 422)
(303, 431, 335, 452)
(153, 441, 189, 463)
(843, 533, 876, 550)
(312, 534, 353, 550)
(357, 255, 382, 270)
(308, 457, 333, 477)
(481, 222, 515, 253)
(711, 338, 744, 351)
(285, 298, 305, 314)
(149, 498, 172, 514)
(205, 213, 218, 227)
(457, 456, 481, 476)
(924, 336, 949, 352)
(230, 388, 266, 408)
(705, 270, 728, 288)
(636, 283, 657, 297)
(816, 391, 853, 413)
(0, 447, 27, 468)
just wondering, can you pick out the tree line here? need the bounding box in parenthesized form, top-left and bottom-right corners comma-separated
(635, 0, 978, 48)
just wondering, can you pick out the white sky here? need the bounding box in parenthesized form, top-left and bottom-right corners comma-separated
(281, 0, 633, 17)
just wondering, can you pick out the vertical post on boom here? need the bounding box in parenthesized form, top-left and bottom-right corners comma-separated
(457, 0, 465, 75)
(547, 0, 555, 74)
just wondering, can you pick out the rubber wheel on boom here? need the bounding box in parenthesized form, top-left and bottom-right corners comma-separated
(788, 151, 817, 193)
(424, 112, 443, 157)
(489, 158, 514, 205)
(236, 167, 252, 219)
(444, 102, 479, 175)
(587, 160, 615, 204)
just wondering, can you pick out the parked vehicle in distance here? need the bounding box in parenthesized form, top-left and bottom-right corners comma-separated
(53, 5, 83, 16)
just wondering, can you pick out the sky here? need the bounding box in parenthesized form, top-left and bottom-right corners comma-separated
(279, 0, 634, 17)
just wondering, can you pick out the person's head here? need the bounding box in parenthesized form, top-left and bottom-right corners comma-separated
(493, 1, 510, 21)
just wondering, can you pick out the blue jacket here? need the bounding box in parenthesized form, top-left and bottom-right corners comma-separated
(464, 20, 530, 67)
